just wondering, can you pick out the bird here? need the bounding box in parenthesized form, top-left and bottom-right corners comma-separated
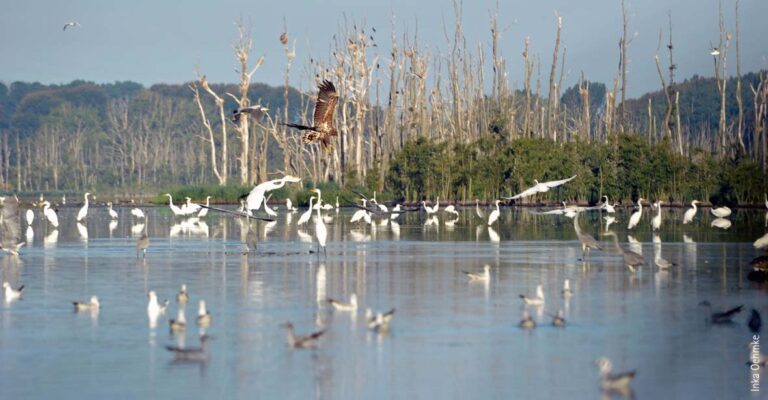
(711, 206, 732, 218)
(573, 212, 602, 258)
(366, 308, 396, 333)
(754, 233, 768, 250)
(147, 291, 169, 317)
(232, 104, 269, 123)
(176, 284, 189, 304)
(3, 282, 24, 302)
(651, 200, 663, 231)
(76, 192, 91, 222)
(683, 200, 699, 224)
(698, 301, 744, 324)
(42, 201, 59, 228)
(264, 194, 278, 217)
(107, 202, 118, 219)
(443, 204, 459, 217)
(284, 80, 340, 151)
(709, 46, 720, 56)
(422, 198, 439, 215)
(197, 196, 211, 217)
(601, 196, 616, 213)
(487, 200, 501, 226)
(313, 199, 328, 256)
(505, 175, 577, 201)
(370, 191, 388, 212)
(25, 209, 34, 226)
(62, 21, 81, 31)
(519, 310, 536, 329)
(196, 300, 212, 328)
(245, 175, 301, 212)
(749, 309, 762, 333)
(551, 310, 566, 327)
(281, 322, 325, 349)
(350, 199, 372, 225)
(463, 264, 491, 281)
(131, 207, 146, 219)
(286, 198, 296, 211)
(475, 199, 486, 219)
(163, 194, 184, 216)
(136, 232, 149, 259)
(604, 232, 645, 272)
(652, 234, 676, 270)
(627, 198, 643, 230)
(595, 357, 636, 393)
(604, 215, 616, 231)
(169, 308, 187, 334)
(73, 296, 100, 312)
(520, 285, 545, 306)
(562, 279, 573, 299)
(180, 197, 201, 215)
(297, 197, 315, 226)
(166, 334, 211, 362)
(327, 293, 357, 311)
(711, 218, 732, 229)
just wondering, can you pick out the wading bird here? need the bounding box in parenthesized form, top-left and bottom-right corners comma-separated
(136, 226, 149, 259)
(627, 198, 644, 230)
(651, 201, 663, 231)
(131, 207, 145, 219)
(163, 194, 184, 216)
(603, 231, 645, 272)
(42, 201, 59, 228)
(107, 202, 118, 219)
(505, 175, 577, 201)
(475, 199, 485, 219)
(197, 196, 211, 217)
(281, 322, 325, 349)
(245, 175, 301, 212)
(76, 192, 91, 222)
(683, 200, 699, 224)
(573, 212, 602, 258)
(311, 190, 327, 256)
(422, 198, 439, 215)
(284, 80, 339, 151)
(297, 197, 315, 226)
(487, 200, 501, 226)
(601, 196, 616, 213)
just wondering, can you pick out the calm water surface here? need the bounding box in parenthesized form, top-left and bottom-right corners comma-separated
(1, 205, 766, 399)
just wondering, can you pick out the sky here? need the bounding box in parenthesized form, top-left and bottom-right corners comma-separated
(1, 0, 766, 98)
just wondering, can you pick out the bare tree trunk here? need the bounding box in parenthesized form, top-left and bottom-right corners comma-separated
(734, 0, 745, 153)
(547, 16, 562, 141)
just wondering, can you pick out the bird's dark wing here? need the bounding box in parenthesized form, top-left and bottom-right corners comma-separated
(312, 80, 339, 132)
(199, 205, 274, 221)
(307, 329, 326, 340)
(0, 197, 21, 251)
(716, 305, 744, 319)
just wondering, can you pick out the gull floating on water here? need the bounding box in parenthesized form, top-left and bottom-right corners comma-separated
(176, 284, 189, 304)
(463, 265, 491, 281)
(327, 293, 358, 311)
(551, 310, 566, 327)
(197, 300, 212, 328)
(3, 282, 24, 302)
(562, 279, 573, 299)
(519, 310, 536, 329)
(166, 334, 211, 362)
(520, 285, 545, 306)
(169, 308, 187, 334)
(73, 296, 100, 312)
(281, 322, 325, 349)
(595, 357, 636, 394)
(366, 308, 395, 333)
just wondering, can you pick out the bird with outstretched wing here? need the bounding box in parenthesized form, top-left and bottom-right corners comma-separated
(284, 80, 339, 151)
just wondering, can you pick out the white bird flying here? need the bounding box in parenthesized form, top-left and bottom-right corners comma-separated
(505, 175, 577, 200)
(246, 175, 301, 212)
(63, 21, 81, 31)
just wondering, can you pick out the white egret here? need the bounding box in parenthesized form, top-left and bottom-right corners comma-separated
(627, 198, 644, 230)
(25, 209, 34, 226)
(264, 194, 278, 217)
(163, 194, 184, 216)
(245, 175, 301, 212)
(42, 201, 59, 228)
(350, 199, 372, 224)
(281, 322, 325, 349)
(76, 192, 91, 222)
(505, 175, 577, 200)
(297, 197, 315, 226)
(422, 198, 439, 214)
(131, 207, 146, 219)
(197, 196, 211, 217)
(487, 200, 501, 226)
(683, 200, 699, 224)
(710, 206, 732, 218)
(371, 191, 388, 212)
(107, 202, 118, 219)
(335, 196, 340, 210)
(286, 198, 296, 211)
(601, 196, 616, 213)
(651, 201, 663, 231)
(390, 204, 401, 220)
(310, 189, 327, 255)
(443, 204, 459, 217)
(475, 199, 485, 219)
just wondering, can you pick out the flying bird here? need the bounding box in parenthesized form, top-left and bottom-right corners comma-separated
(63, 22, 81, 31)
(232, 104, 269, 123)
(285, 80, 339, 151)
(505, 175, 577, 200)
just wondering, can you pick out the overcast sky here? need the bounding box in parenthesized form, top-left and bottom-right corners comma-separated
(1, 0, 766, 97)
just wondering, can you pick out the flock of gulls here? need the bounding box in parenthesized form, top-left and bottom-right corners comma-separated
(2, 170, 767, 396)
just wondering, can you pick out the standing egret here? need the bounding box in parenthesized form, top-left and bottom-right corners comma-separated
(107, 202, 118, 219)
(25, 209, 34, 226)
(197, 196, 211, 217)
(371, 191, 388, 212)
(131, 207, 146, 219)
(163, 194, 184, 216)
(297, 197, 315, 226)
(350, 199, 372, 224)
(627, 198, 644, 230)
(245, 175, 302, 212)
(573, 212, 602, 258)
(422, 198, 439, 215)
(683, 200, 699, 224)
(710, 206, 732, 218)
(264, 194, 278, 217)
(310, 189, 327, 256)
(475, 199, 485, 219)
(651, 201, 663, 231)
(335, 196, 340, 210)
(443, 204, 459, 217)
(76, 192, 91, 222)
(487, 200, 501, 226)
(601, 196, 616, 213)
(42, 201, 59, 228)
(286, 198, 296, 211)
(504, 175, 577, 201)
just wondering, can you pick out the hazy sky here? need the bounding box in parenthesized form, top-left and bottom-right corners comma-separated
(1, 0, 766, 97)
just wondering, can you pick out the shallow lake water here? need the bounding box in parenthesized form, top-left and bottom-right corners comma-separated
(1, 204, 766, 399)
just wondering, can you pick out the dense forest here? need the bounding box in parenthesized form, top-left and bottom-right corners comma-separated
(0, 6, 766, 204)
